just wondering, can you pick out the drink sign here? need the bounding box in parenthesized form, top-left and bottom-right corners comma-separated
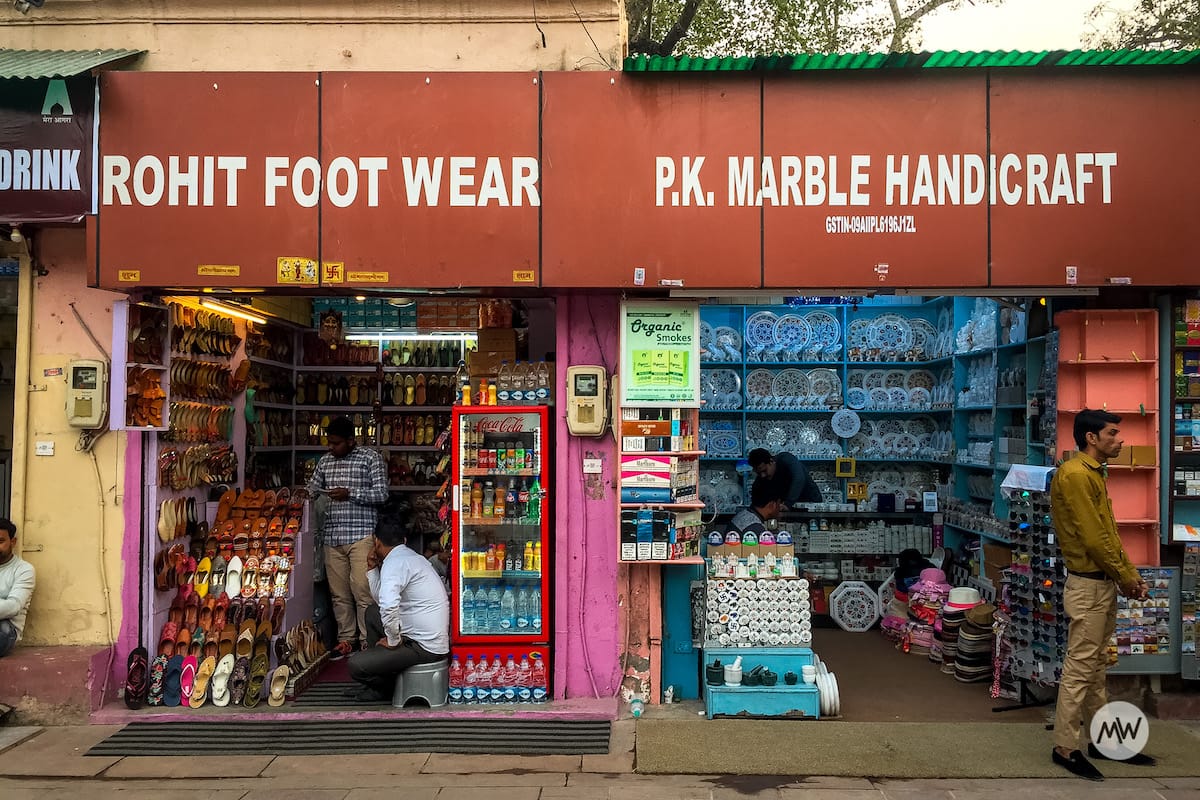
(619, 301, 701, 407)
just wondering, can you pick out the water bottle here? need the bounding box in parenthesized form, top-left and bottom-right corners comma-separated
(510, 363, 527, 404)
(516, 587, 530, 630)
(517, 655, 532, 703)
(496, 361, 512, 405)
(489, 654, 505, 703)
(448, 655, 464, 704)
(530, 586, 542, 632)
(630, 696, 645, 718)
(461, 586, 476, 634)
(462, 655, 478, 704)
(487, 586, 502, 633)
(500, 585, 516, 630)
(473, 656, 490, 704)
(531, 653, 547, 703)
(502, 654, 519, 703)
(524, 362, 539, 405)
(535, 360, 550, 404)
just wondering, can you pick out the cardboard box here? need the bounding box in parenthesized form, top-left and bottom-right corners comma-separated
(1110, 447, 1133, 466)
(621, 419, 674, 437)
(983, 542, 1012, 588)
(1131, 445, 1157, 466)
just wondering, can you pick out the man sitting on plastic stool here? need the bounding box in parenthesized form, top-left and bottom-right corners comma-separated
(346, 519, 450, 702)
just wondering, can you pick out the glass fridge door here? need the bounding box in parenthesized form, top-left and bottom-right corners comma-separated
(454, 408, 547, 641)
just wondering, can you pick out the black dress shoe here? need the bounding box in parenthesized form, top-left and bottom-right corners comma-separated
(1053, 749, 1105, 781)
(1088, 743, 1157, 766)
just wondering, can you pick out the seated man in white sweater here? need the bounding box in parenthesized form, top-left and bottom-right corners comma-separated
(346, 519, 450, 701)
(0, 518, 35, 658)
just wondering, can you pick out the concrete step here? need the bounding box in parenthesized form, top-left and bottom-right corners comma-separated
(0, 645, 111, 723)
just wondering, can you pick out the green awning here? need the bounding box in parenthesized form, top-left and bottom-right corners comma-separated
(0, 48, 144, 79)
(625, 48, 1200, 72)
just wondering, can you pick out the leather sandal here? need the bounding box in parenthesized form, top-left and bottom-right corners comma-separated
(244, 653, 270, 708)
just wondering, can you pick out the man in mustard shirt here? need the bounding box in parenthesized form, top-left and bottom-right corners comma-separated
(1049, 409, 1153, 780)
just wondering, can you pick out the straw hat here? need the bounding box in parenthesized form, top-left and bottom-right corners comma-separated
(945, 586, 982, 611)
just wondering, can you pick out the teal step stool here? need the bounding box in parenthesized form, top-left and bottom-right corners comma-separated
(702, 647, 820, 719)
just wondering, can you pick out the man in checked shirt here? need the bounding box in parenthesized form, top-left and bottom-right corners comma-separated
(306, 416, 389, 659)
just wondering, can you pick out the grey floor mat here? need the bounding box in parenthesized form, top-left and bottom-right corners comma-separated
(87, 719, 612, 756)
(291, 681, 391, 706)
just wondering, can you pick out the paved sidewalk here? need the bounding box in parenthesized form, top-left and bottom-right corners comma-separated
(2, 722, 1199, 799)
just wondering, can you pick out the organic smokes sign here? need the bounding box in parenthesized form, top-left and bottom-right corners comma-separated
(619, 302, 700, 407)
(0, 77, 95, 223)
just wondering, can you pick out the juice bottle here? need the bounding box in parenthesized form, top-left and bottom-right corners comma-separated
(487, 382, 498, 406)
(485, 544, 497, 571)
(524, 541, 534, 571)
(534, 541, 541, 571)
(496, 542, 507, 571)
(470, 481, 483, 518)
(494, 480, 506, 519)
(482, 480, 494, 517)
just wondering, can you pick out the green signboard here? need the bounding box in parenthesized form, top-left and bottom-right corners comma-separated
(619, 301, 701, 407)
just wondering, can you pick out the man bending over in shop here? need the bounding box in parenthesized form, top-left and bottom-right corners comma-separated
(307, 416, 389, 660)
(748, 448, 823, 507)
(0, 518, 35, 658)
(347, 520, 450, 702)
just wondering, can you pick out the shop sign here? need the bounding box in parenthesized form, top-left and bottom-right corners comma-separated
(619, 301, 701, 407)
(0, 76, 95, 223)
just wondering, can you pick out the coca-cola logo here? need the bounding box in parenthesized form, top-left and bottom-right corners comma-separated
(475, 416, 529, 433)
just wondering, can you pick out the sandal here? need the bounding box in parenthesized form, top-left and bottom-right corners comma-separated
(415, 374, 426, 406)
(254, 620, 273, 661)
(163, 654, 184, 707)
(229, 655, 251, 706)
(218, 623, 237, 660)
(124, 646, 149, 710)
(235, 619, 256, 660)
(241, 556, 260, 599)
(211, 653, 236, 707)
(267, 665, 291, 707)
(244, 653, 270, 708)
(189, 655, 216, 708)
(179, 655, 197, 704)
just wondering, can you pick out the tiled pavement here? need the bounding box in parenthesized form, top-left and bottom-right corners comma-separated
(1, 722, 1199, 799)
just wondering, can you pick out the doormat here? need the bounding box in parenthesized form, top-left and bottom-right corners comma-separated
(291, 681, 391, 706)
(87, 718, 611, 756)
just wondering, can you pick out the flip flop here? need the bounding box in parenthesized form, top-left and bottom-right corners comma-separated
(189, 655, 216, 708)
(244, 653, 270, 708)
(229, 656, 251, 706)
(163, 654, 184, 707)
(147, 654, 168, 706)
(210, 654, 236, 707)
(124, 646, 149, 710)
(179, 655, 198, 703)
(267, 665, 291, 707)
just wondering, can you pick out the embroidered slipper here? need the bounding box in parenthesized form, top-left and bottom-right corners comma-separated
(210, 556, 228, 599)
(212, 593, 230, 632)
(244, 653, 270, 708)
(157, 621, 178, 657)
(194, 557, 212, 599)
(190, 626, 205, 658)
(124, 646, 149, 710)
(241, 556, 260, 599)
(163, 654, 184, 707)
(218, 623, 237, 660)
(225, 555, 243, 598)
(179, 654, 198, 704)
(168, 594, 185, 626)
(189, 655, 216, 709)
(229, 655, 251, 706)
(183, 592, 201, 631)
(267, 664, 291, 707)
(147, 654, 168, 706)
(210, 653, 236, 707)
(197, 598, 215, 636)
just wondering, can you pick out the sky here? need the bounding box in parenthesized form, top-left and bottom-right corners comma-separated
(919, 0, 1141, 51)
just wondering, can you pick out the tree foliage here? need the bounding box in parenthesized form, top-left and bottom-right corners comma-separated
(1085, 0, 1200, 49)
(627, 0, 1002, 57)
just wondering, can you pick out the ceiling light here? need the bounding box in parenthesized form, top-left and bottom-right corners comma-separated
(199, 300, 267, 325)
(355, 295, 367, 301)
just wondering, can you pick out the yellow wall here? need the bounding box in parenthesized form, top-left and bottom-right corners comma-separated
(6, 230, 127, 646)
(0, 0, 626, 71)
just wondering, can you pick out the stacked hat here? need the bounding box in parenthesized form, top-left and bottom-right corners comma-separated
(908, 568, 952, 626)
(953, 601, 996, 683)
(936, 587, 982, 672)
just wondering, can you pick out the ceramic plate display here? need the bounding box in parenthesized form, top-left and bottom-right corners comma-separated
(884, 370, 908, 389)
(700, 321, 714, 352)
(714, 326, 742, 360)
(745, 311, 780, 349)
(876, 574, 897, 617)
(805, 310, 841, 350)
(868, 313, 914, 352)
(807, 368, 841, 400)
(772, 368, 810, 399)
(888, 387, 909, 408)
(830, 409, 862, 439)
(905, 370, 936, 391)
(828, 581, 881, 633)
(845, 387, 869, 410)
(773, 314, 811, 351)
(817, 673, 829, 716)
(911, 318, 938, 357)
(745, 369, 775, 405)
(847, 318, 871, 351)
(869, 387, 891, 409)
(707, 431, 741, 457)
(908, 387, 932, 407)
(863, 369, 887, 390)
(765, 425, 787, 449)
(829, 673, 841, 716)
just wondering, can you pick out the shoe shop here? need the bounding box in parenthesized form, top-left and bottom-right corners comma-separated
(5, 61, 1198, 728)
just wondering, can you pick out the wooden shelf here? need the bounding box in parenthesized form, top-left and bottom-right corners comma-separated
(253, 401, 293, 410)
(619, 451, 706, 458)
(248, 356, 295, 370)
(1062, 359, 1151, 365)
(1116, 519, 1158, 526)
(620, 502, 706, 509)
(1059, 408, 1155, 415)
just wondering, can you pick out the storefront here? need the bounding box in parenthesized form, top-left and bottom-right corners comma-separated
(82, 64, 1200, 719)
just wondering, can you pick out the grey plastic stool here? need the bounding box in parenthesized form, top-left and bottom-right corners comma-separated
(392, 659, 449, 708)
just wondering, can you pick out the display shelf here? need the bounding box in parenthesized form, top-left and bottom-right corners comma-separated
(295, 405, 374, 412)
(1116, 518, 1158, 526)
(944, 521, 1013, 544)
(618, 556, 704, 565)
(856, 407, 951, 415)
(995, 340, 1030, 352)
(783, 511, 931, 518)
(1173, 397, 1200, 403)
(619, 450, 705, 458)
(956, 462, 993, 470)
(462, 468, 539, 477)
(379, 445, 442, 452)
(379, 405, 455, 412)
(1171, 495, 1200, 501)
(252, 446, 294, 453)
(389, 485, 438, 492)
(847, 358, 954, 367)
(253, 401, 293, 410)
(248, 356, 295, 370)
(996, 404, 1028, 410)
(297, 364, 381, 372)
(128, 362, 168, 370)
(460, 518, 541, 527)
(743, 408, 838, 414)
(382, 366, 457, 373)
(1059, 408, 1153, 415)
(1106, 465, 1158, 471)
(620, 502, 706, 509)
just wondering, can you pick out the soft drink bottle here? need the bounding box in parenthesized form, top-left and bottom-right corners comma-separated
(530, 653, 547, 703)
(500, 585, 516, 630)
(517, 479, 530, 519)
(462, 655, 478, 704)
(502, 654, 519, 703)
(448, 655, 464, 704)
(530, 586, 542, 632)
(516, 586, 530, 629)
(489, 654, 506, 703)
(461, 586, 476, 634)
(535, 361, 550, 404)
(517, 655, 533, 703)
(487, 586, 502, 633)
(527, 478, 541, 523)
(496, 361, 512, 405)
(505, 482, 519, 522)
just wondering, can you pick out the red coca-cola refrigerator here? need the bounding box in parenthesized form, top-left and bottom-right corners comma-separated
(450, 406, 552, 700)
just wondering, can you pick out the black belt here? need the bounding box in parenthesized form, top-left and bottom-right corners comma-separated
(1067, 569, 1110, 581)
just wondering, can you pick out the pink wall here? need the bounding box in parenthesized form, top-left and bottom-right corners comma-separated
(553, 293, 621, 699)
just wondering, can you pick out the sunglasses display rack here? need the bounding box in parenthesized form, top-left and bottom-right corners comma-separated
(1002, 487, 1066, 688)
(1183, 545, 1198, 680)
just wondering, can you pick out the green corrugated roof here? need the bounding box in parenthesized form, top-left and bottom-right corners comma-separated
(624, 49, 1200, 72)
(0, 48, 144, 79)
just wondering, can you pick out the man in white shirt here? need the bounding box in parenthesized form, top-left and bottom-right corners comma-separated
(347, 520, 450, 701)
(0, 518, 35, 658)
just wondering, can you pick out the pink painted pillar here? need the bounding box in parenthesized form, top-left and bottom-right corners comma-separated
(553, 293, 621, 699)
